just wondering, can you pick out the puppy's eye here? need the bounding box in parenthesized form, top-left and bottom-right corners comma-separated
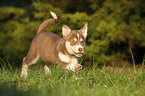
(80, 38, 84, 43)
(72, 41, 75, 43)
(81, 41, 84, 43)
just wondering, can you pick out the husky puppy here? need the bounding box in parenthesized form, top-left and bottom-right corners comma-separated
(21, 11, 88, 78)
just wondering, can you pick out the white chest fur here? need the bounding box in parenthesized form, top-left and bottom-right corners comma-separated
(58, 52, 79, 72)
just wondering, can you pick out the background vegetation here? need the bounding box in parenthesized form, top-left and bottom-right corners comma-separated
(0, 0, 145, 67)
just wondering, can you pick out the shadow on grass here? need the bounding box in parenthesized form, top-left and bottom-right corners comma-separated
(0, 85, 24, 96)
(0, 83, 59, 96)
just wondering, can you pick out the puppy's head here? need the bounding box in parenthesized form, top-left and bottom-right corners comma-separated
(62, 23, 88, 57)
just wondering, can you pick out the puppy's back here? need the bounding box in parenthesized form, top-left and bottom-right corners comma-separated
(36, 32, 61, 64)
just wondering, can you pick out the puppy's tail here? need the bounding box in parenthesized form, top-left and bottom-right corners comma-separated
(37, 11, 59, 34)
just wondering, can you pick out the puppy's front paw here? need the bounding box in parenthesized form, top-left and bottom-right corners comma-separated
(75, 64, 83, 71)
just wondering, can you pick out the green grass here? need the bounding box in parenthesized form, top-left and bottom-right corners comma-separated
(0, 63, 145, 96)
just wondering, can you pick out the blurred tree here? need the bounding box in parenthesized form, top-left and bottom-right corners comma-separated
(0, 7, 30, 65)
(36, 0, 94, 14)
(86, 0, 145, 66)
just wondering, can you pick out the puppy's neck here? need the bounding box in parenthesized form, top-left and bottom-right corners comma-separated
(56, 38, 74, 58)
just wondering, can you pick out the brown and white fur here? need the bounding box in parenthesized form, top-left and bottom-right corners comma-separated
(21, 11, 88, 78)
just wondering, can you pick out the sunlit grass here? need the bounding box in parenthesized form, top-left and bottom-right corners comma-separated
(0, 62, 145, 96)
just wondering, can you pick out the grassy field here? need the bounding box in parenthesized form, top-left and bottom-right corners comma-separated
(0, 62, 145, 96)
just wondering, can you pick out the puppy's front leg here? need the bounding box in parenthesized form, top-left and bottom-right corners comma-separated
(75, 64, 83, 71)
(44, 64, 51, 75)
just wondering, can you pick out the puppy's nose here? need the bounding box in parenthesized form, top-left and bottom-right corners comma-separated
(78, 48, 83, 53)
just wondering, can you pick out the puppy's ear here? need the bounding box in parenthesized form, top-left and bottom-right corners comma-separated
(62, 25, 71, 37)
(80, 22, 88, 38)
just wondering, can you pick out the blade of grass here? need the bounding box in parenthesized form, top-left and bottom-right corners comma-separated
(6, 59, 14, 75)
(129, 47, 136, 73)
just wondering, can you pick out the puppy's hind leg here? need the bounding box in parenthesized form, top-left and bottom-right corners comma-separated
(21, 55, 39, 78)
(21, 43, 40, 78)
(21, 57, 28, 78)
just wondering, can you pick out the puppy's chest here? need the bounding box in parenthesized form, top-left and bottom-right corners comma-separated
(58, 52, 78, 64)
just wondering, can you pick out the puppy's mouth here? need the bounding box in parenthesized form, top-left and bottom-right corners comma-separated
(73, 52, 83, 57)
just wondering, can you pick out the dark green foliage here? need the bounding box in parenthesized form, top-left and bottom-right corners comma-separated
(0, 0, 145, 67)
